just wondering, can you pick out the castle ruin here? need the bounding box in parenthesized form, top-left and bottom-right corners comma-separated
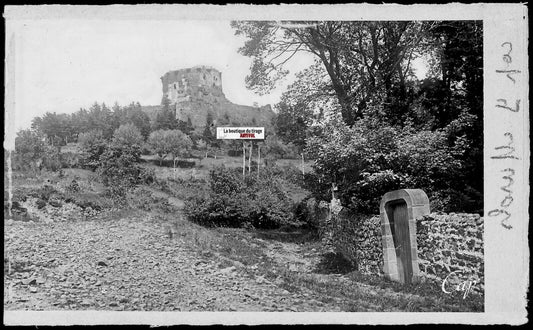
(158, 65, 274, 129)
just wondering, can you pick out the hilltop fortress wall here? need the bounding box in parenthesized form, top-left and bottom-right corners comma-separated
(159, 66, 274, 129)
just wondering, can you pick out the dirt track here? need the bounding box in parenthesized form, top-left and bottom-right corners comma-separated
(4, 216, 341, 312)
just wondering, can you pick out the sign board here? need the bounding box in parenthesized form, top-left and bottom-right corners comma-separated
(216, 127, 264, 140)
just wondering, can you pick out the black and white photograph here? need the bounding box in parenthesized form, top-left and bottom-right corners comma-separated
(3, 4, 528, 325)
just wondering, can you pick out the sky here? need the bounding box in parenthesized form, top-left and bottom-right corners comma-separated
(6, 19, 316, 132)
(6, 17, 428, 137)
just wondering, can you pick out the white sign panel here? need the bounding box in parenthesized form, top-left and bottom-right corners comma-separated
(216, 127, 265, 140)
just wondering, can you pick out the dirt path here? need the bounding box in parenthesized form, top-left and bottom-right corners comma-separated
(3, 216, 340, 312)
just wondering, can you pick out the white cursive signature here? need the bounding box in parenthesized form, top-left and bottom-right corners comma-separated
(441, 271, 477, 299)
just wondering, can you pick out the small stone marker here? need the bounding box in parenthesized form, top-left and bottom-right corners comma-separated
(380, 189, 430, 284)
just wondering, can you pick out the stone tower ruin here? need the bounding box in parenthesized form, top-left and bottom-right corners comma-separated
(159, 65, 274, 130)
(161, 65, 224, 105)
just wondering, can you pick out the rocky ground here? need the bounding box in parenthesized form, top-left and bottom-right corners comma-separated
(4, 169, 482, 312)
(4, 214, 343, 312)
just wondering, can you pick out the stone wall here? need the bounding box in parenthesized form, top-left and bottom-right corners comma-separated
(309, 200, 484, 294)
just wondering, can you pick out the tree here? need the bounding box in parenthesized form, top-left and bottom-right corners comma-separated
(109, 101, 152, 139)
(31, 112, 73, 148)
(97, 124, 145, 198)
(97, 144, 143, 198)
(14, 129, 46, 170)
(87, 102, 115, 138)
(202, 112, 216, 147)
(274, 101, 310, 152)
(153, 95, 177, 131)
(263, 135, 292, 167)
(232, 21, 431, 126)
(196, 138, 208, 158)
(148, 129, 192, 167)
(167, 130, 193, 168)
(78, 129, 107, 171)
(112, 123, 144, 147)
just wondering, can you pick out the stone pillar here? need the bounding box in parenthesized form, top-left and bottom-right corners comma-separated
(380, 189, 430, 284)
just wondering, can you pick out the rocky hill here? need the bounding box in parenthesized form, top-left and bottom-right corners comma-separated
(142, 66, 275, 130)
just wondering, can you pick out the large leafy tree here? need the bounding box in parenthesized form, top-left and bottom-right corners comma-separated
(31, 112, 74, 147)
(232, 21, 431, 126)
(148, 129, 192, 166)
(252, 20, 483, 213)
(14, 129, 47, 170)
(113, 102, 152, 139)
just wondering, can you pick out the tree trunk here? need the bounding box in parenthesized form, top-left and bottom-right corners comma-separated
(173, 158, 177, 179)
(248, 142, 253, 173)
(257, 145, 261, 178)
(301, 153, 305, 175)
(242, 142, 246, 178)
(318, 54, 355, 126)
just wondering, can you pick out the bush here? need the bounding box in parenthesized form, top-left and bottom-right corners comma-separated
(13, 129, 46, 171)
(97, 144, 143, 198)
(126, 187, 176, 213)
(60, 151, 80, 168)
(37, 146, 60, 172)
(184, 167, 294, 229)
(139, 167, 156, 185)
(305, 116, 467, 214)
(78, 130, 107, 171)
(227, 149, 243, 157)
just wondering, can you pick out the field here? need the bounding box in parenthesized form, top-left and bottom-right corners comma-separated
(3, 144, 482, 312)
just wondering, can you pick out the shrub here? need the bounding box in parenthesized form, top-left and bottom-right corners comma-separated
(78, 130, 107, 171)
(13, 129, 47, 171)
(185, 167, 294, 229)
(60, 151, 80, 168)
(126, 187, 176, 212)
(139, 167, 156, 185)
(305, 116, 467, 214)
(96, 144, 143, 198)
(41, 145, 63, 172)
(227, 149, 243, 157)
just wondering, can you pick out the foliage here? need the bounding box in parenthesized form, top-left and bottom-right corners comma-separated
(59, 152, 80, 169)
(262, 135, 293, 166)
(96, 124, 145, 198)
(153, 95, 178, 131)
(232, 21, 431, 126)
(96, 144, 143, 198)
(41, 145, 62, 172)
(77, 130, 107, 171)
(305, 114, 463, 214)
(240, 20, 484, 213)
(147, 129, 193, 166)
(31, 112, 74, 146)
(202, 112, 216, 147)
(185, 167, 294, 229)
(112, 123, 144, 150)
(112, 102, 152, 139)
(13, 129, 47, 170)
